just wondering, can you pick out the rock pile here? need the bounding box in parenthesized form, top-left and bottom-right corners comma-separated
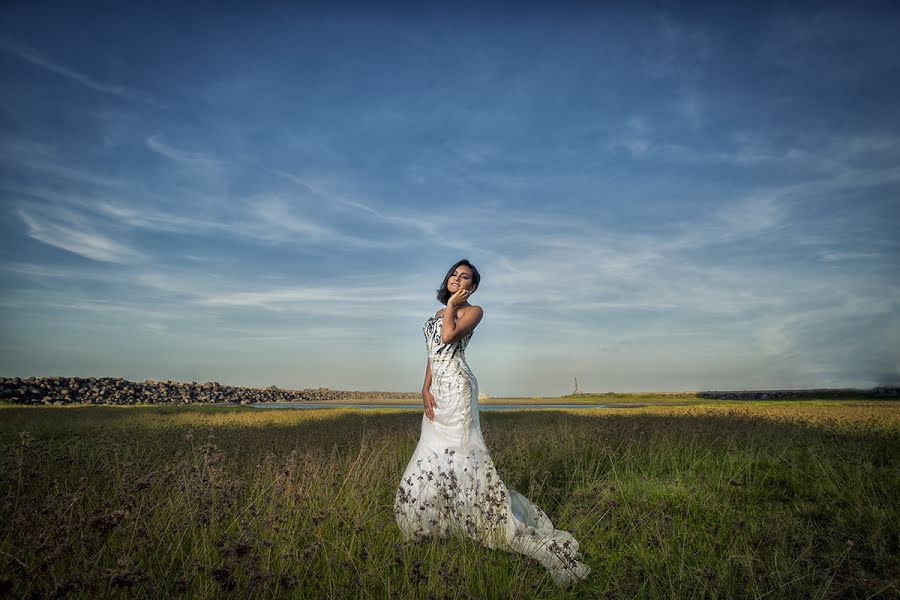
(0, 376, 419, 406)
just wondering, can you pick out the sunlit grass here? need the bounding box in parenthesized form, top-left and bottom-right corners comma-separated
(1, 401, 898, 598)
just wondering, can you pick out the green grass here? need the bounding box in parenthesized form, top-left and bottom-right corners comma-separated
(1, 401, 898, 598)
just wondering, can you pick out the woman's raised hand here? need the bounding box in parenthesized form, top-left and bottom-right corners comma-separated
(447, 288, 470, 307)
(422, 389, 437, 421)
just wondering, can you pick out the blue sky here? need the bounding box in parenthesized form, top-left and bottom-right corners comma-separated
(1, 2, 898, 395)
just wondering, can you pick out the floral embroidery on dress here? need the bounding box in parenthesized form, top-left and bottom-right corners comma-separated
(394, 315, 590, 587)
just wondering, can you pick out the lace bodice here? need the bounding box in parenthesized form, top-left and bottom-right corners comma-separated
(423, 316, 474, 357)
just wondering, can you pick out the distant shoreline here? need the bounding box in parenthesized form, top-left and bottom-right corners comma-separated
(1, 376, 897, 406)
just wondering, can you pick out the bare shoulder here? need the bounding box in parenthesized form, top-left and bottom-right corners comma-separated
(460, 305, 484, 320)
(434, 305, 484, 320)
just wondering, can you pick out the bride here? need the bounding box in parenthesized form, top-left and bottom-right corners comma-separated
(393, 259, 591, 587)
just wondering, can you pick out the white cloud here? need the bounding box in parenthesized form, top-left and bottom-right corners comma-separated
(249, 196, 342, 241)
(269, 171, 441, 239)
(706, 193, 784, 239)
(242, 195, 408, 249)
(15, 207, 143, 264)
(750, 288, 900, 382)
(198, 286, 423, 316)
(1, 37, 126, 95)
(0, 142, 127, 190)
(0, 261, 118, 281)
(131, 269, 428, 317)
(145, 134, 222, 168)
(0, 36, 155, 103)
(819, 251, 884, 262)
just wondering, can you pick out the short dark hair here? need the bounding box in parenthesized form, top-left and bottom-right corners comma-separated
(437, 259, 481, 305)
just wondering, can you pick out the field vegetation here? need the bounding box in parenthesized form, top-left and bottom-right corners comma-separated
(1, 400, 898, 598)
(315, 388, 892, 405)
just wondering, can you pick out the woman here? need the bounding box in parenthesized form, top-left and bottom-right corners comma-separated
(393, 259, 590, 587)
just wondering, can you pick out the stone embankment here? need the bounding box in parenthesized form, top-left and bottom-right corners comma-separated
(697, 387, 899, 400)
(0, 376, 420, 406)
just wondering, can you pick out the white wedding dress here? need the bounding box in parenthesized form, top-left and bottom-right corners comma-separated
(394, 315, 591, 587)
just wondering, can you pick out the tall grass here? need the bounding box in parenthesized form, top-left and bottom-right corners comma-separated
(1, 401, 898, 598)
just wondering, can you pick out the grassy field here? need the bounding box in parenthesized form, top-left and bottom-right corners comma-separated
(1, 400, 898, 598)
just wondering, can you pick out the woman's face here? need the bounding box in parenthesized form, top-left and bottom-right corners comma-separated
(447, 265, 476, 295)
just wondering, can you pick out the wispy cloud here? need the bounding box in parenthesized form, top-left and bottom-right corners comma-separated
(669, 192, 785, 249)
(249, 196, 343, 241)
(89, 200, 229, 234)
(751, 288, 900, 379)
(205, 325, 363, 342)
(0, 139, 127, 189)
(244, 195, 414, 249)
(133, 270, 426, 317)
(3, 181, 225, 235)
(0, 36, 154, 102)
(5, 176, 413, 252)
(0, 261, 116, 281)
(333, 196, 440, 238)
(197, 285, 419, 312)
(270, 171, 441, 238)
(15, 206, 143, 264)
(818, 251, 885, 262)
(145, 134, 222, 168)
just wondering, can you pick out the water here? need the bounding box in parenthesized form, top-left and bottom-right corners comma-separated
(249, 402, 645, 410)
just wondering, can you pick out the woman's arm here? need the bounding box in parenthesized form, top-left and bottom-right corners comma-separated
(422, 358, 435, 421)
(422, 357, 432, 394)
(440, 303, 484, 344)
